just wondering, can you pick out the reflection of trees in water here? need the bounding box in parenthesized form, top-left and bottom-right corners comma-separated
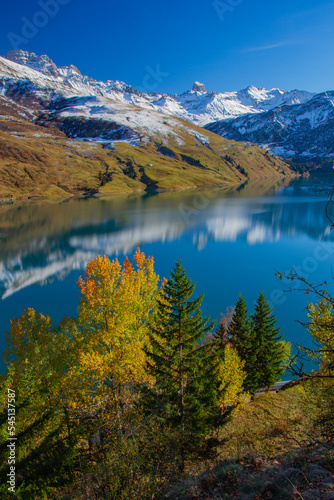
(254, 200, 332, 241)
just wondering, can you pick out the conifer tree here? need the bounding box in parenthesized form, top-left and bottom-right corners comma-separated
(246, 292, 285, 394)
(227, 293, 251, 359)
(144, 261, 217, 466)
(212, 321, 228, 354)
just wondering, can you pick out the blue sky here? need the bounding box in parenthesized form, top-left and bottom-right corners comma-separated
(0, 0, 333, 94)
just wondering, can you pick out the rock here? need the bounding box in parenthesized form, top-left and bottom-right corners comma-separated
(6, 49, 82, 78)
(192, 81, 206, 92)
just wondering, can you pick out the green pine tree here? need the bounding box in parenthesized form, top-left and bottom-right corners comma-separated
(227, 293, 251, 359)
(143, 261, 217, 467)
(246, 292, 285, 394)
(212, 322, 228, 354)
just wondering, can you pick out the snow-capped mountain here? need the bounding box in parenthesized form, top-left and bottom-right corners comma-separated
(2, 50, 314, 126)
(2, 49, 298, 199)
(0, 51, 204, 148)
(5, 50, 141, 96)
(205, 92, 334, 158)
(163, 84, 314, 126)
(0, 49, 333, 159)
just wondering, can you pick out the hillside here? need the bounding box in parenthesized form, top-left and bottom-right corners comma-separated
(168, 387, 334, 500)
(0, 51, 295, 198)
(0, 109, 292, 200)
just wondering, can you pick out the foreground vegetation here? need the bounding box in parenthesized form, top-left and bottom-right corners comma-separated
(0, 250, 333, 499)
(169, 387, 333, 499)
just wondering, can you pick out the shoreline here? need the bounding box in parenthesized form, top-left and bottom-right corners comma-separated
(0, 174, 300, 204)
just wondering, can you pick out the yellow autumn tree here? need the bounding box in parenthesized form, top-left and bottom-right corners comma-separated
(2, 308, 73, 425)
(301, 300, 334, 442)
(0, 308, 77, 486)
(70, 248, 162, 423)
(217, 344, 250, 410)
(306, 300, 334, 371)
(0, 250, 164, 494)
(277, 272, 334, 443)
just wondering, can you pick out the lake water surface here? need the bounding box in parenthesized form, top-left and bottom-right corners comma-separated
(1, 174, 334, 374)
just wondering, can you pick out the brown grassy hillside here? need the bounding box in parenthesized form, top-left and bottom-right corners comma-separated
(0, 115, 294, 199)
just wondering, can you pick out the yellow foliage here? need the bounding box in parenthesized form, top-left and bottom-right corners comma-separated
(1, 308, 72, 448)
(307, 300, 334, 370)
(72, 248, 162, 413)
(1, 249, 163, 450)
(218, 344, 250, 409)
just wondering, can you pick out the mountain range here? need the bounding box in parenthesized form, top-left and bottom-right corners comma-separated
(205, 91, 334, 159)
(2, 50, 316, 129)
(1, 50, 332, 197)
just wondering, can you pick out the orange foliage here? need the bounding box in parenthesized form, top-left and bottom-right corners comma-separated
(72, 248, 162, 413)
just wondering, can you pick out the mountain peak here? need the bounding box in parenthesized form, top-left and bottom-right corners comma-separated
(6, 49, 50, 64)
(192, 81, 206, 92)
(5, 50, 82, 78)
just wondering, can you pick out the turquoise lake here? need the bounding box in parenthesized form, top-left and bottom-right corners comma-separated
(1, 174, 334, 375)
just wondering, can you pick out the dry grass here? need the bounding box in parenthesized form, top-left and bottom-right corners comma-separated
(166, 387, 334, 500)
(0, 116, 296, 199)
(218, 388, 314, 460)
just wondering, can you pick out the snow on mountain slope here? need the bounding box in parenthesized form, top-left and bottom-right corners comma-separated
(0, 51, 231, 148)
(0, 52, 188, 146)
(0, 53, 76, 97)
(4, 50, 139, 97)
(144, 85, 314, 126)
(3, 50, 315, 126)
(205, 92, 334, 158)
(1, 49, 332, 159)
(38, 94, 190, 146)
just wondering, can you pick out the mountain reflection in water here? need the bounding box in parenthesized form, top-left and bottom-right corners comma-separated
(0, 176, 333, 300)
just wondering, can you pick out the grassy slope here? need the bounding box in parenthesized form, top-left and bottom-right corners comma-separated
(169, 386, 334, 499)
(0, 115, 294, 199)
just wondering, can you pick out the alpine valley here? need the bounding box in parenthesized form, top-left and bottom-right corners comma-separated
(0, 50, 332, 198)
